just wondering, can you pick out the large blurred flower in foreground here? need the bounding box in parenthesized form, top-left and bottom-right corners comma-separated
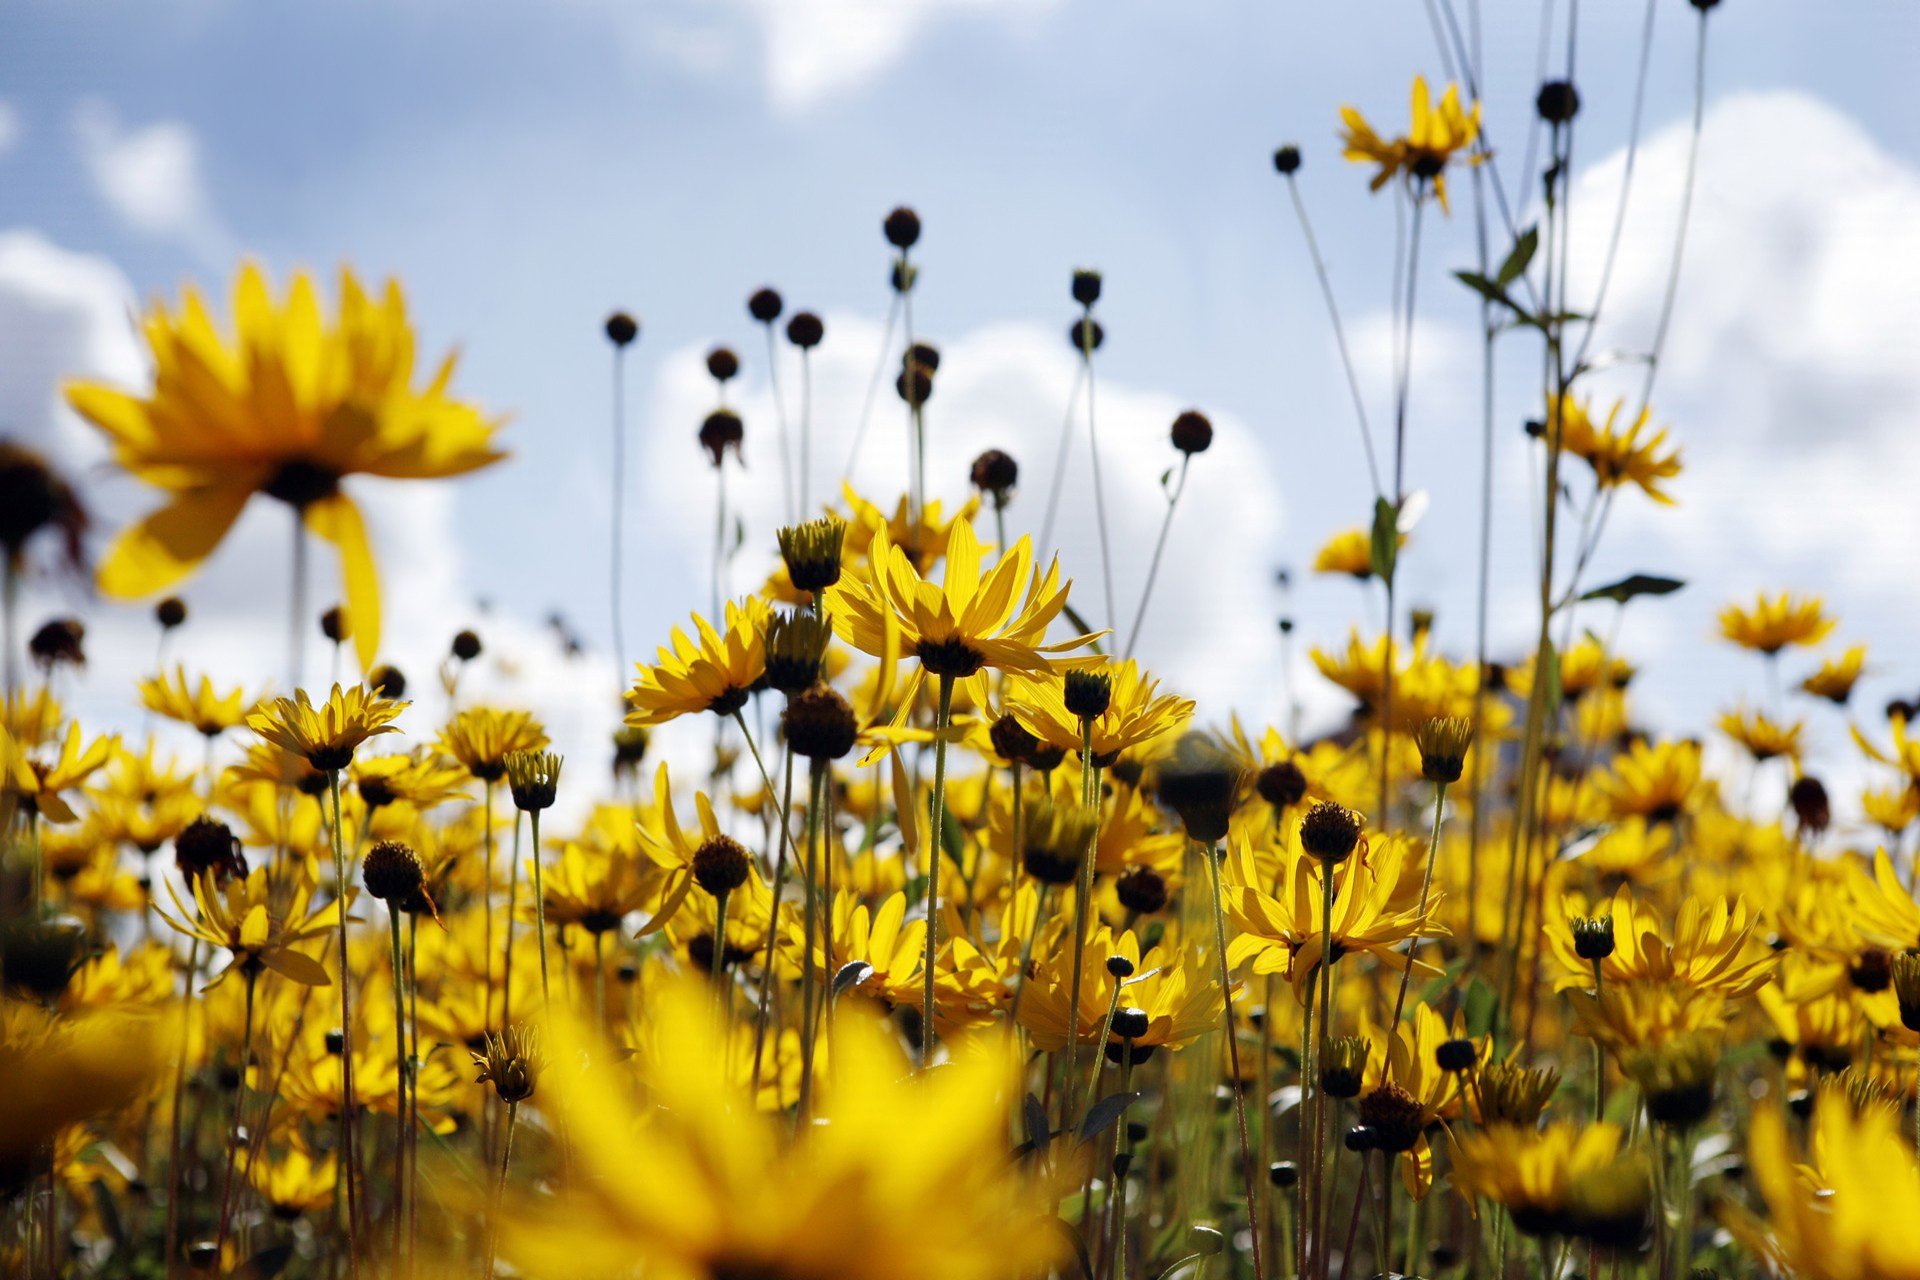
(64, 265, 506, 670)
(490, 981, 1063, 1280)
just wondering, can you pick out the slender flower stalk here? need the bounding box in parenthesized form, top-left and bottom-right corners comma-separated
(1202, 837, 1265, 1280)
(921, 674, 957, 1068)
(326, 770, 362, 1278)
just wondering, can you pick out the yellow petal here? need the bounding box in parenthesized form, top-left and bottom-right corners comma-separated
(98, 485, 256, 599)
(304, 492, 381, 672)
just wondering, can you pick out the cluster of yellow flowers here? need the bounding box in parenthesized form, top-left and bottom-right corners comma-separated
(4, 25, 1916, 1280)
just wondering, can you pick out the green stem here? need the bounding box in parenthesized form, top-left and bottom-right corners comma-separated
(1388, 782, 1448, 1030)
(922, 674, 956, 1068)
(327, 770, 362, 1279)
(1204, 838, 1265, 1280)
(388, 906, 409, 1276)
(530, 809, 551, 1011)
(482, 1101, 517, 1280)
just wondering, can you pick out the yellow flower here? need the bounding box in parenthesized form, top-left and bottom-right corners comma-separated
(494, 981, 1061, 1280)
(139, 666, 252, 737)
(247, 683, 405, 773)
(351, 747, 471, 812)
(1852, 712, 1920, 785)
(2, 721, 116, 824)
(634, 763, 742, 935)
(157, 862, 339, 987)
(1450, 1122, 1651, 1244)
(1547, 394, 1682, 504)
(64, 264, 505, 670)
(0, 1006, 171, 1195)
(1593, 737, 1702, 824)
(436, 706, 548, 781)
(539, 842, 665, 937)
(1016, 926, 1221, 1054)
(2, 687, 65, 748)
(1727, 1097, 1920, 1280)
(249, 1140, 338, 1219)
(784, 889, 926, 1010)
(1340, 75, 1482, 212)
(1717, 705, 1803, 763)
(1311, 527, 1398, 580)
(831, 518, 1100, 725)
(1550, 890, 1776, 1000)
(1222, 830, 1443, 1001)
(1801, 644, 1867, 705)
(841, 483, 982, 574)
(1360, 1004, 1478, 1197)
(1717, 591, 1836, 655)
(625, 598, 770, 727)
(1008, 659, 1193, 766)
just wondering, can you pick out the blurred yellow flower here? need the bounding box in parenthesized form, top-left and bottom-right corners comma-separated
(64, 264, 505, 670)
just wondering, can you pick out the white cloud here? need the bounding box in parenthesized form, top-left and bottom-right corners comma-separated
(635, 314, 1291, 719)
(71, 99, 233, 260)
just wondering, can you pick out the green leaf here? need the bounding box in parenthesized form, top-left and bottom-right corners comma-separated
(1496, 225, 1539, 286)
(1453, 270, 1522, 316)
(1077, 1090, 1142, 1144)
(1024, 1092, 1051, 1158)
(1579, 573, 1686, 605)
(1368, 496, 1400, 583)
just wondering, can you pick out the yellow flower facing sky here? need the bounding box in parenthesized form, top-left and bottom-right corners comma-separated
(1340, 75, 1482, 212)
(64, 264, 506, 670)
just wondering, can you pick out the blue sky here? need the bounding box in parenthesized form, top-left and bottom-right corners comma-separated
(4, 0, 1919, 813)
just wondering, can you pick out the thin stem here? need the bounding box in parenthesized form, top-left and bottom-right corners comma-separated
(482, 1101, 517, 1280)
(327, 770, 362, 1280)
(610, 345, 628, 680)
(764, 323, 795, 523)
(1637, 8, 1711, 414)
(1062, 719, 1102, 1126)
(213, 967, 258, 1266)
(1006, 883, 1049, 1033)
(529, 809, 551, 1012)
(1122, 454, 1191, 660)
(712, 887, 733, 1008)
(751, 746, 798, 1095)
(289, 513, 309, 688)
(387, 908, 408, 1276)
(1039, 363, 1088, 552)
(1283, 176, 1382, 500)
(1388, 783, 1448, 1030)
(1204, 838, 1266, 1280)
(798, 347, 814, 516)
(164, 938, 200, 1280)
(1079, 313, 1117, 630)
(842, 290, 901, 484)
(798, 758, 827, 1122)
(921, 674, 956, 1068)
(1311, 859, 1337, 1280)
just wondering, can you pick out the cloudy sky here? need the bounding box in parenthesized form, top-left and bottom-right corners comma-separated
(3, 0, 1918, 811)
